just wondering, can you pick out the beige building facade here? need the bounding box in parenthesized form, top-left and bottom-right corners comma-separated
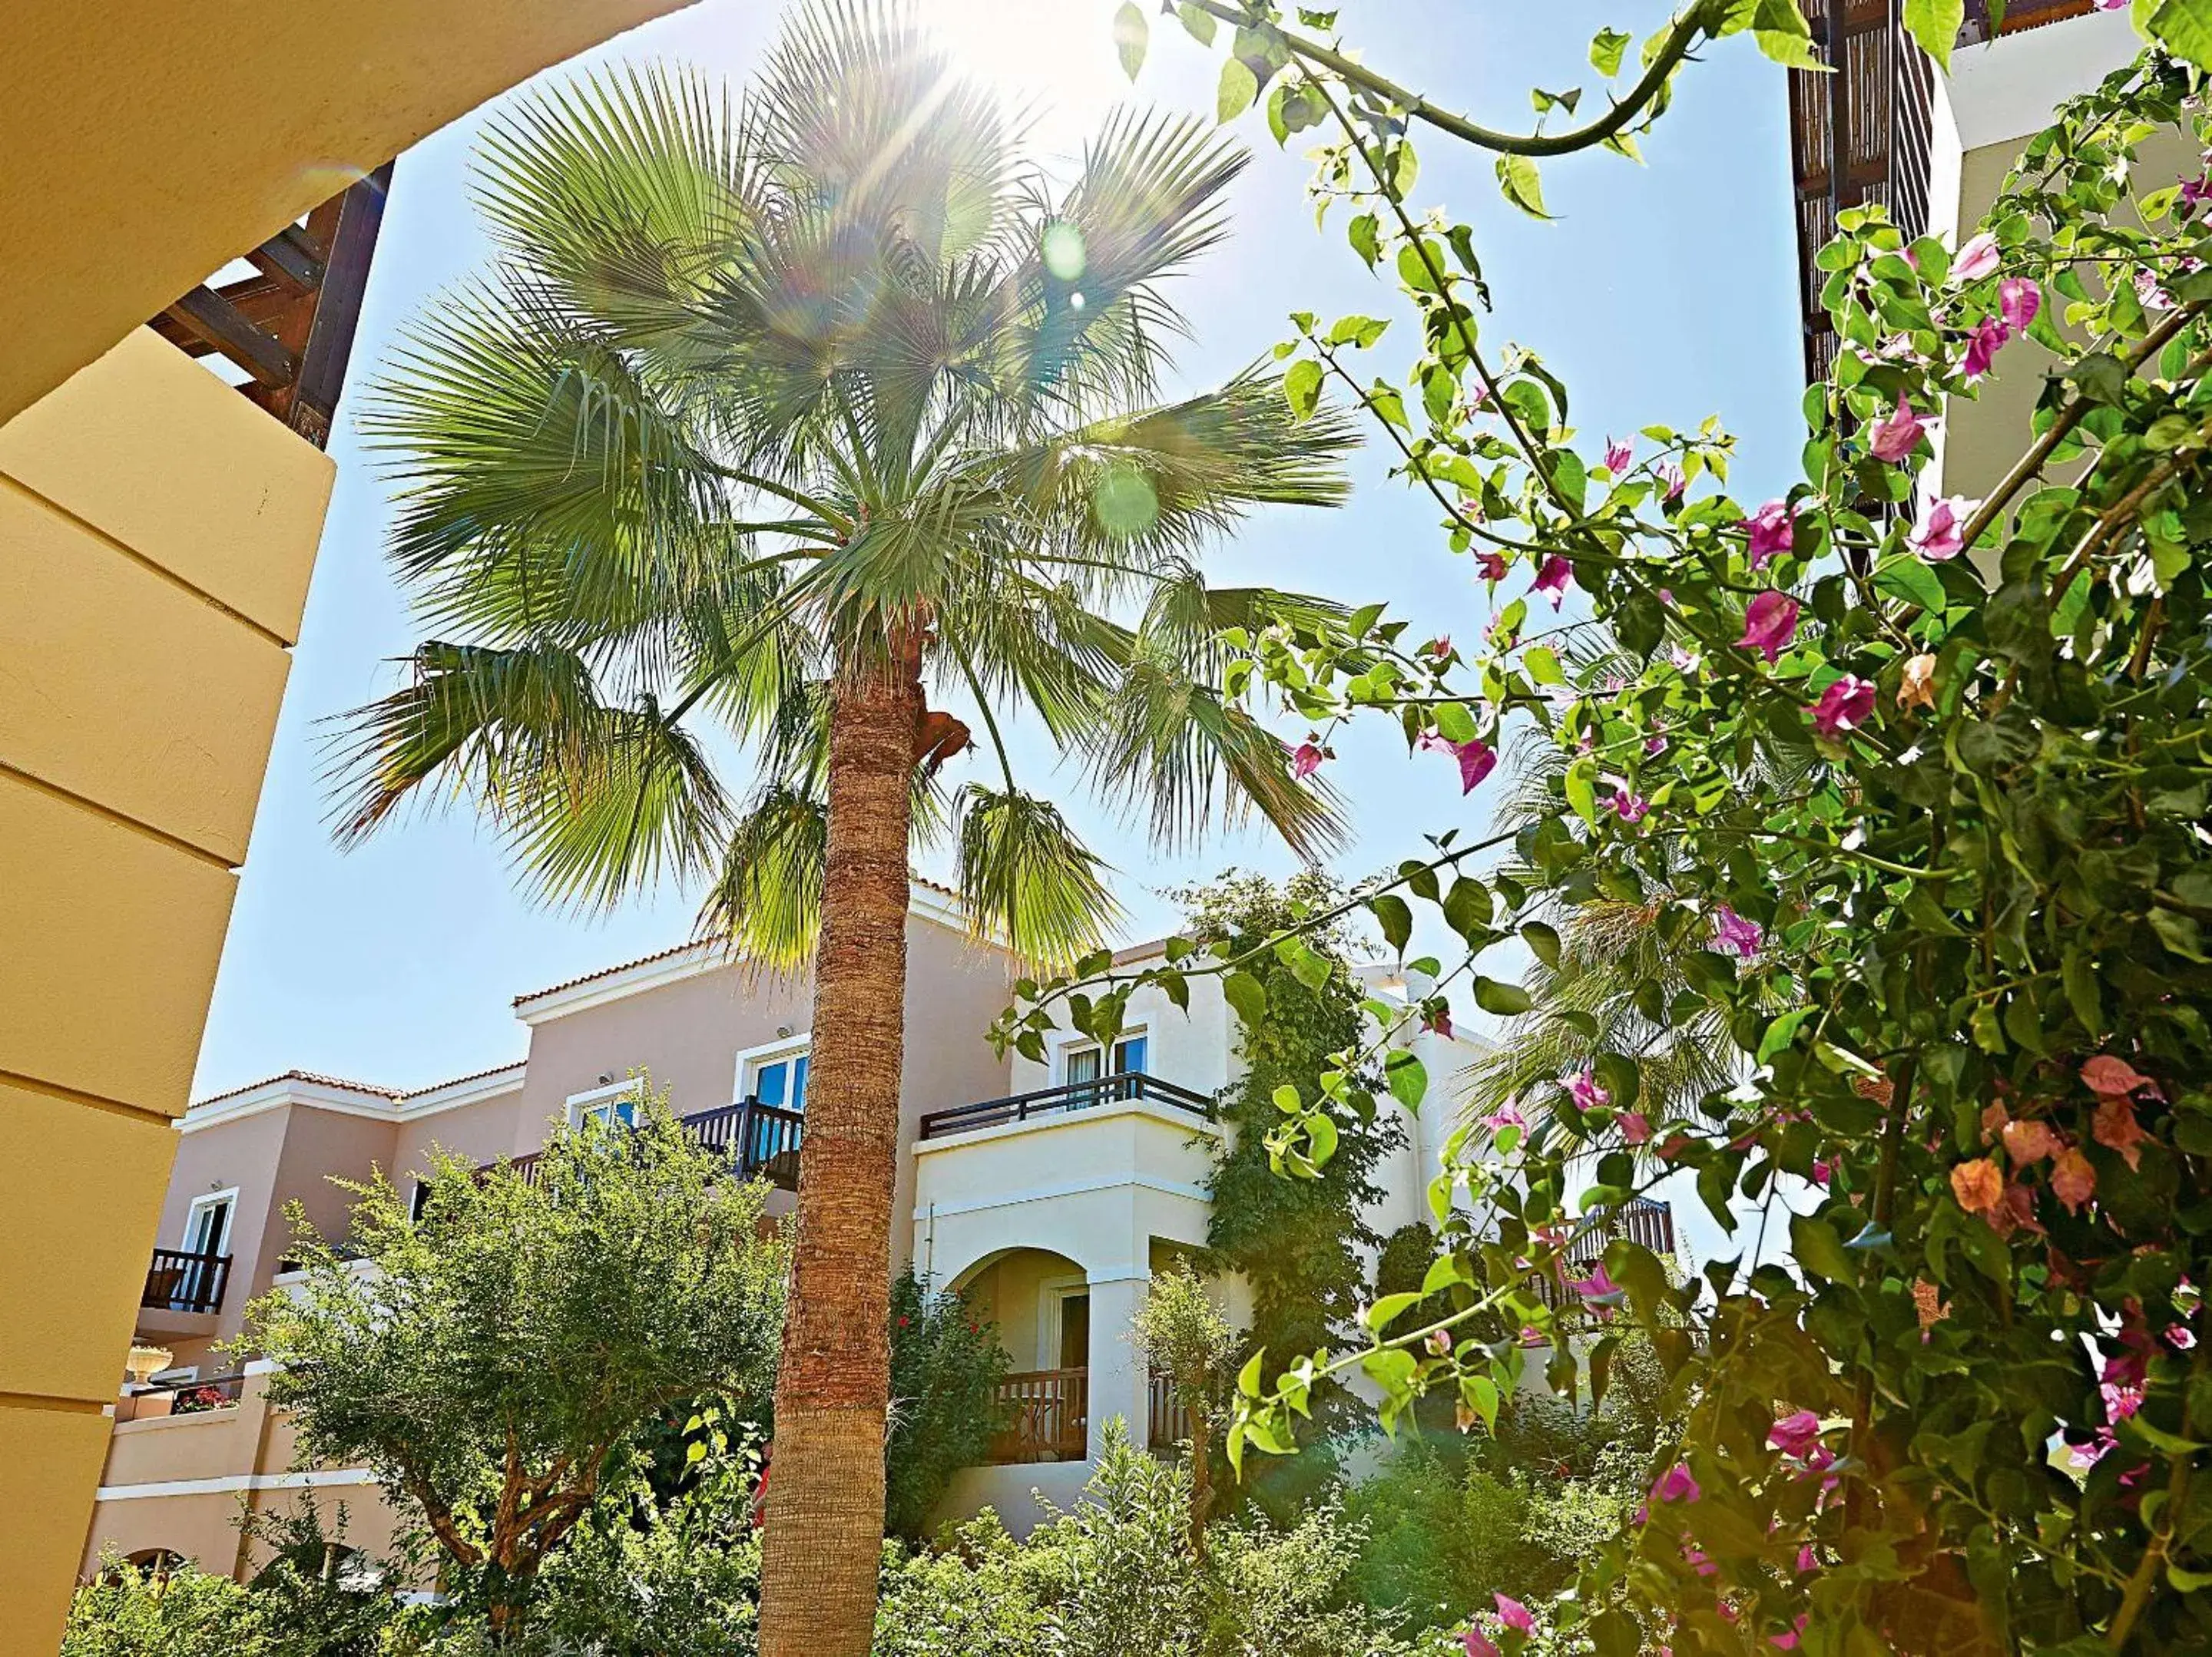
(82, 888, 1490, 1573)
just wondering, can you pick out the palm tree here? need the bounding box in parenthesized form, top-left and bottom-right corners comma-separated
(329, 8, 1356, 1652)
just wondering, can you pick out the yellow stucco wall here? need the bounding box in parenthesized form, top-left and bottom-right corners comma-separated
(0, 330, 335, 1650)
(0, 0, 693, 429)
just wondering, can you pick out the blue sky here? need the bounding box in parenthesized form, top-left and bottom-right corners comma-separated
(194, 0, 1805, 1099)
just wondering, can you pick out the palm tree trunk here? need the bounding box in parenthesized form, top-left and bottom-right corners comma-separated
(757, 638, 920, 1657)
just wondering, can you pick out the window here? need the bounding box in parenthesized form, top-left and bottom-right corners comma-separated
(567, 1080, 642, 1130)
(409, 1179, 432, 1223)
(750, 1052, 810, 1113)
(184, 1190, 234, 1258)
(1063, 1034, 1147, 1104)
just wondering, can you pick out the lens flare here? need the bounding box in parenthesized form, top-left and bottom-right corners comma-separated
(1041, 221, 1087, 280)
(1092, 465, 1157, 537)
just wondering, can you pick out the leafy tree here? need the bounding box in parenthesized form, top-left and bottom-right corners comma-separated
(330, 6, 1356, 1646)
(1177, 871, 1399, 1510)
(242, 1100, 786, 1633)
(884, 1268, 1009, 1541)
(1130, 1262, 1242, 1552)
(1027, 8, 2212, 1651)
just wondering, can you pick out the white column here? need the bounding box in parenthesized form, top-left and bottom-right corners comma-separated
(1084, 1266, 1151, 1461)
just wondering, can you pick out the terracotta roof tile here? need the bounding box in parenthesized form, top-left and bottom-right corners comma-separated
(190, 1069, 403, 1110)
(401, 1060, 527, 1100)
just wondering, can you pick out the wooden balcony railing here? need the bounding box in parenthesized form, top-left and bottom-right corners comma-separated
(988, 1368, 1089, 1463)
(487, 1098, 806, 1192)
(919, 1072, 1216, 1141)
(1528, 1199, 1678, 1313)
(141, 1248, 231, 1315)
(1147, 1373, 1197, 1452)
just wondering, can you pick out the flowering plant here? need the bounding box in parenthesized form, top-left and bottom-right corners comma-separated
(1002, 14, 2212, 1654)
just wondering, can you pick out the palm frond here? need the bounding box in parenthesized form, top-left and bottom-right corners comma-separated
(952, 784, 1122, 967)
(696, 782, 828, 974)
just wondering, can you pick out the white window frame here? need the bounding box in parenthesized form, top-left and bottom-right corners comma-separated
(1038, 1273, 1091, 1371)
(565, 1079, 644, 1129)
(1055, 1025, 1151, 1087)
(734, 1033, 812, 1110)
(181, 1188, 238, 1258)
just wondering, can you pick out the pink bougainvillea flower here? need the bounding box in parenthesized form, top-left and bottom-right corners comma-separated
(1999, 276, 2041, 331)
(1657, 460, 1686, 501)
(2082, 1055, 2155, 1096)
(1484, 1100, 1527, 1133)
(1534, 554, 1574, 607)
(2171, 1323, 2197, 1352)
(1737, 591, 1800, 663)
(1455, 737, 1498, 793)
(1797, 1546, 1820, 1575)
(1571, 1262, 1625, 1310)
(1426, 1328, 1454, 1357)
(1568, 1068, 1611, 1110)
(2137, 267, 2174, 311)
(1493, 1594, 1535, 1634)
(1426, 635, 1452, 660)
(1611, 786, 1651, 823)
(1962, 314, 2012, 379)
(1462, 1629, 1501, 1657)
(1475, 549, 1508, 584)
(1651, 1462, 1701, 1503)
(1671, 643, 1702, 673)
(1605, 435, 1634, 474)
(1422, 1005, 1454, 1040)
(1811, 1157, 1833, 1186)
(1811, 675, 1878, 739)
(1740, 499, 1796, 569)
(1518, 1323, 1548, 1348)
(1768, 1410, 1823, 1459)
(1951, 1156, 2005, 1215)
(1681, 1543, 1718, 1579)
(1909, 494, 1978, 561)
(2001, 1119, 2062, 1166)
(2184, 153, 2212, 208)
(1290, 741, 1326, 781)
(1772, 1615, 1810, 1650)
(2094, 1096, 2148, 1172)
(1711, 905, 1764, 958)
(1869, 392, 1926, 463)
(1952, 230, 2002, 283)
(1620, 1111, 1652, 1146)
(2051, 1147, 2098, 1214)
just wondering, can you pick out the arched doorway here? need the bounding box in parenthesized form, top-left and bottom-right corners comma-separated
(951, 1245, 1088, 1463)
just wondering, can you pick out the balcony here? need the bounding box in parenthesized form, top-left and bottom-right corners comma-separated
(491, 1097, 804, 1191)
(919, 1072, 1215, 1140)
(989, 1368, 1089, 1464)
(141, 1247, 230, 1315)
(1528, 1199, 1678, 1312)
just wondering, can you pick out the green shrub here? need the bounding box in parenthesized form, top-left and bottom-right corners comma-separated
(885, 1268, 1009, 1540)
(63, 1556, 268, 1657)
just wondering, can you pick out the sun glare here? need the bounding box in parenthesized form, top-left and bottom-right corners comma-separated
(915, 0, 1129, 149)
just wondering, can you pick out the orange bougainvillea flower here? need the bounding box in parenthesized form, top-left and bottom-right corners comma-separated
(2002, 1120, 2061, 1166)
(2051, 1148, 2098, 1214)
(1951, 1157, 2005, 1215)
(2082, 1056, 2154, 1097)
(2093, 1096, 2148, 1172)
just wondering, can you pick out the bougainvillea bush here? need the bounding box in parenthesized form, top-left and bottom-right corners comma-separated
(1002, 6, 2212, 1652)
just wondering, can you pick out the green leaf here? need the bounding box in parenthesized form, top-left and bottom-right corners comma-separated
(1175, 1, 1217, 46)
(1791, 1213, 1859, 1284)
(1459, 1372, 1501, 1433)
(1435, 700, 1480, 745)
(1474, 976, 1532, 1017)
(1223, 969, 1268, 1028)
(1523, 921, 1562, 967)
(1525, 643, 1566, 686)
(1442, 876, 1492, 941)
(1386, 1048, 1429, 1110)
(1364, 1292, 1425, 1333)
(1113, 1, 1148, 78)
(1217, 56, 1258, 123)
(1873, 551, 1948, 614)
(1495, 154, 1551, 220)
(2151, 0, 2212, 71)
(1590, 26, 1631, 75)
(1349, 212, 1380, 267)
(1370, 893, 1413, 955)
(1283, 357, 1323, 420)
(1758, 1007, 1816, 1063)
(1902, 0, 1963, 70)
